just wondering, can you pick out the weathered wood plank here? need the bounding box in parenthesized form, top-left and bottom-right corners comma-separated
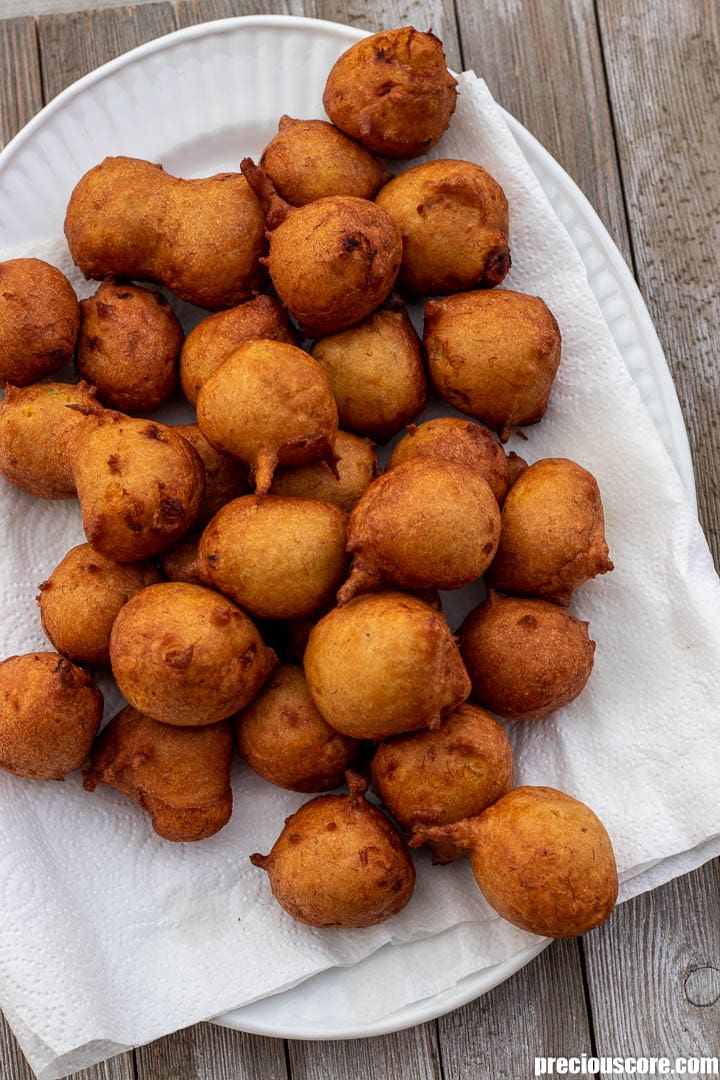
(288, 1022, 441, 1080)
(454, 0, 632, 262)
(596, 0, 720, 553)
(438, 939, 591, 1077)
(0, 1012, 138, 1080)
(0, 17, 42, 147)
(134, 1022, 288, 1080)
(584, 863, 720, 1056)
(37, 3, 176, 102)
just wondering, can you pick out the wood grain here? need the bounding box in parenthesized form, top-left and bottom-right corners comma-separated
(597, 0, 720, 555)
(288, 1022, 441, 1080)
(0, 17, 42, 146)
(584, 863, 720, 1057)
(134, 1022, 288, 1079)
(37, 2, 176, 101)
(438, 940, 591, 1077)
(454, 0, 631, 261)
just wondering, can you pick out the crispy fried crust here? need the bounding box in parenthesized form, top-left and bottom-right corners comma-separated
(376, 160, 509, 295)
(311, 306, 427, 443)
(0, 652, 102, 780)
(83, 705, 234, 841)
(304, 591, 470, 739)
(76, 280, 183, 413)
(172, 424, 249, 526)
(64, 157, 266, 309)
(38, 543, 162, 666)
(459, 592, 596, 720)
(371, 702, 513, 863)
(424, 289, 561, 439)
(109, 582, 277, 726)
(0, 258, 80, 385)
(323, 27, 457, 158)
(486, 458, 614, 602)
(250, 775, 415, 927)
(270, 430, 379, 512)
(236, 665, 360, 792)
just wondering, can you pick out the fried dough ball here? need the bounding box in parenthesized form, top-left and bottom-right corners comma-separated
(387, 417, 511, 505)
(424, 290, 561, 440)
(338, 460, 501, 603)
(179, 295, 300, 407)
(304, 592, 470, 739)
(0, 380, 99, 499)
(64, 157, 265, 310)
(159, 533, 207, 587)
(75, 280, 182, 413)
(0, 652, 102, 780)
(260, 116, 389, 205)
(375, 160, 510, 295)
(38, 544, 162, 666)
(414, 787, 618, 938)
(172, 423, 249, 525)
(311, 305, 427, 442)
(487, 458, 614, 603)
(199, 495, 347, 619)
(110, 582, 277, 726)
(0, 259, 80, 385)
(196, 339, 338, 495)
(236, 665, 360, 792)
(323, 27, 457, 158)
(83, 706, 234, 842)
(459, 592, 596, 720)
(251, 773, 415, 927)
(66, 412, 204, 562)
(242, 160, 401, 336)
(372, 703, 513, 863)
(269, 430, 378, 511)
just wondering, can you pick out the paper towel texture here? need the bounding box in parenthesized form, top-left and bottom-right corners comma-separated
(1, 73, 719, 1080)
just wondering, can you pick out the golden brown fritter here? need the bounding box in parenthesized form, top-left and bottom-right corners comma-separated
(76, 280, 183, 414)
(158, 533, 207, 587)
(269, 429, 379, 512)
(372, 702, 513, 863)
(506, 451, 528, 487)
(83, 705, 234, 842)
(242, 160, 402, 336)
(414, 787, 618, 938)
(172, 423, 249, 525)
(424, 290, 561, 440)
(375, 160, 510, 295)
(459, 592, 596, 720)
(338, 459, 501, 602)
(66, 411, 204, 562)
(260, 116, 389, 205)
(64, 157, 266, 310)
(109, 581, 277, 726)
(0, 258, 80, 385)
(250, 773, 415, 926)
(0, 652, 102, 780)
(311, 305, 427, 443)
(0, 380, 99, 499)
(196, 339, 338, 495)
(236, 665, 360, 792)
(179, 295, 300, 407)
(304, 591, 470, 739)
(387, 417, 511, 505)
(199, 495, 347, 620)
(323, 27, 457, 158)
(487, 458, 613, 603)
(38, 543, 162, 667)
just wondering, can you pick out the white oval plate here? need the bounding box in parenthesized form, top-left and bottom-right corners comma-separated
(0, 13, 696, 1041)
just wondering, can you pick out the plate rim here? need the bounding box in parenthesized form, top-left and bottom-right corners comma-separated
(0, 10, 697, 1043)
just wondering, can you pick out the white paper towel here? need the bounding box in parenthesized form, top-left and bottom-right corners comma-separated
(2, 72, 720, 1080)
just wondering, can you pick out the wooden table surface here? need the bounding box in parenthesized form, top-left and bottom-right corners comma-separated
(1, 1, 719, 1077)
